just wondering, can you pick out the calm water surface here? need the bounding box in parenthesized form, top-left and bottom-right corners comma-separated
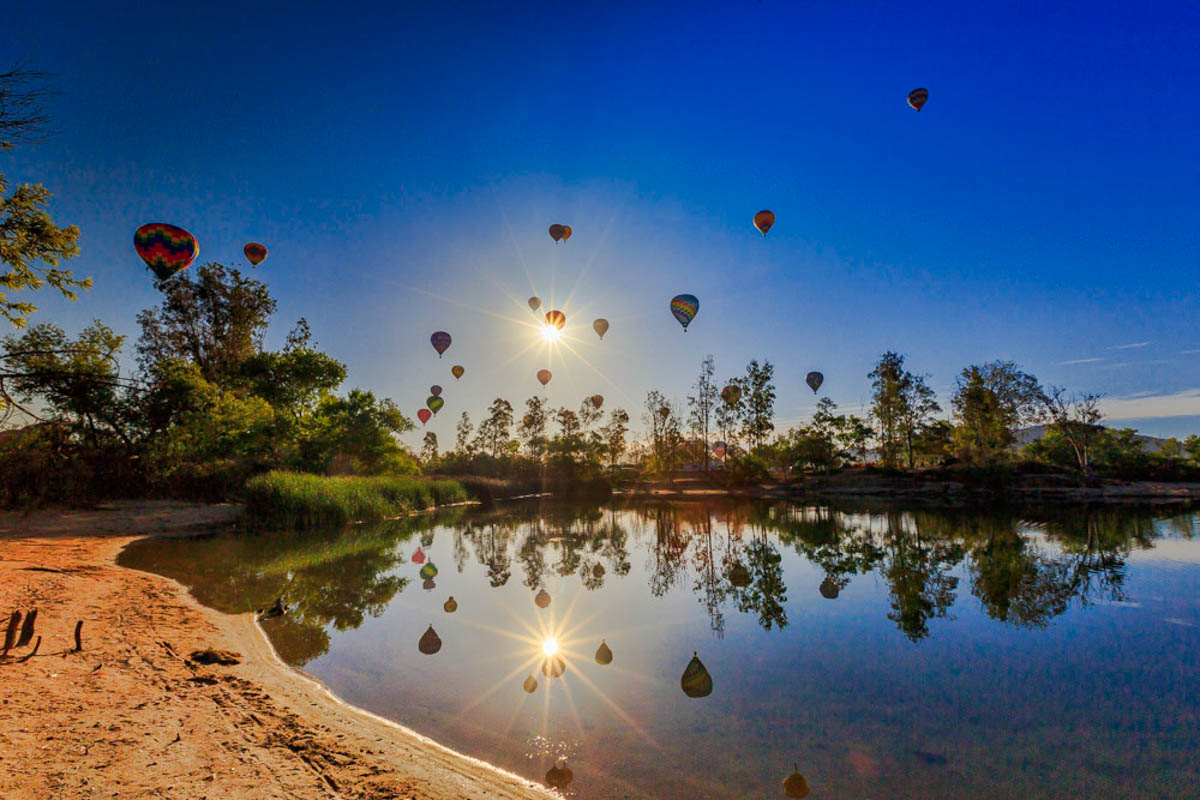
(120, 500, 1200, 799)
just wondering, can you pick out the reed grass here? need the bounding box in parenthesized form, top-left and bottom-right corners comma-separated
(243, 471, 469, 528)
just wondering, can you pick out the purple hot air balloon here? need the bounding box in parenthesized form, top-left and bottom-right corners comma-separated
(430, 331, 451, 358)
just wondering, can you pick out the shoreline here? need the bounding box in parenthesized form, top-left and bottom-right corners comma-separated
(0, 501, 555, 800)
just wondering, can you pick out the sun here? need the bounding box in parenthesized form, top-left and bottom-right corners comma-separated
(541, 324, 562, 342)
(541, 637, 559, 656)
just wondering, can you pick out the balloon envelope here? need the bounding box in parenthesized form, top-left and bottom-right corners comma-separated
(430, 385, 442, 397)
(419, 562, 438, 580)
(907, 87, 929, 111)
(681, 652, 713, 698)
(713, 441, 727, 459)
(783, 766, 811, 798)
(528, 296, 541, 311)
(444, 596, 458, 613)
(548, 224, 566, 242)
(535, 588, 551, 608)
(426, 395, 444, 414)
(417, 409, 432, 425)
(537, 369, 552, 387)
(523, 674, 538, 693)
(560, 225, 572, 242)
(243, 242, 268, 265)
(418, 625, 442, 655)
(590, 394, 603, 410)
(451, 365, 464, 380)
(753, 210, 775, 236)
(545, 310, 566, 330)
(411, 547, 425, 564)
(721, 385, 742, 406)
(134, 223, 199, 281)
(805, 371, 824, 394)
(595, 640, 613, 665)
(670, 294, 699, 331)
(430, 331, 452, 357)
(593, 318, 609, 339)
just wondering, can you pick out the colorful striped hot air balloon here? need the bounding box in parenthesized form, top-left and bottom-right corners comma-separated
(426, 395, 444, 414)
(420, 562, 438, 580)
(243, 242, 268, 266)
(907, 87, 929, 111)
(545, 310, 566, 330)
(681, 652, 713, 698)
(753, 210, 775, 236)
(430, 331, 451, 358)
(134, 223, 199, 282)
(670, 294, 699, 332)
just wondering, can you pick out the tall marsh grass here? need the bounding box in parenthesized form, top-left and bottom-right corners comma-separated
(243, 471, 469, 528)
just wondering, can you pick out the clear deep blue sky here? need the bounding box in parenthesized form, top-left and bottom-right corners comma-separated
(5, 0, 1200, 442)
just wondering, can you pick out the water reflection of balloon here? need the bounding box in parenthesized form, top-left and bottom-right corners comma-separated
(595, 640, 613, 665)
(729, 562, 750, 588)
(417, 408, 432, 425)
(542, 654, 566, 678)
(907, 87, 929, 111)
(721, 384, 741, 406)
(411, 547, 426, 564)
(420, 562, 438, 580)
(593, 318, 609, 339)
(535, 588, 551, 608)
(451, 365, 464, 380)
(681, 652, 713, 698)
(545, 762, 573, 789)
(430, 385, 442, 397)
(592, 563, 605, 578)
(426, 395, 444, 414)
(805, 371, 824, 394)
(422, 577, 436, 591)
(430, 331, 451, 358)
(537, 369, 552, 387)
(443, 596, 458, 613)
(243, 242, 268, 266)
(528, 296, 542, 311)
(545, 310, 566, 330)
(713, 441, 727, 460)
(819, 577, 840, 599)
(670, 294, 699, 332)
(783, 764, 810, 797)
(523, 674, 538, 693)
(134, 223, 199, 282)
(590, 394, 604, 410)
(753, 210, 775, 236)
(418, 625, 442, 655)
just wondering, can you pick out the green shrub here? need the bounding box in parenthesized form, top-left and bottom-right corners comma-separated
(243, 471, 468, 528)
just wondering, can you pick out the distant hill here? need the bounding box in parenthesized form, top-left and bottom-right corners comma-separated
(1015, 424, 1170, 453)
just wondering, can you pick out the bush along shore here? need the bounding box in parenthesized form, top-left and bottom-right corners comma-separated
(243, 471, 469, 528)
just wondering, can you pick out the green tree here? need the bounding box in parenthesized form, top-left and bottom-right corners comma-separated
(421, 431, 438, 464)
(519, 396, 549, 459)
(738, 359, 775, 451)
(869, 352, 907, 466)
(600, 408, 630, 466)
(474, 398, 514, 458)
(643, 390, 683, 471)
(238, 319, 346, 419)
(687, 355, 718, 470)
(455, 411, 474, 455)
(952, 361, 1045, 463)
(300, 389, 415, 475)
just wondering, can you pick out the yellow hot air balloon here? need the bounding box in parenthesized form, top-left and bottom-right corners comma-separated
(444, 596, 458, 613)
(523, 674, 538, 693)
(593, 318, 609, 339)
(560, 225, 572, 242)
(594, 640, 613, 665)
(542, 654, 566, 678)
(451, 365, 465, 380)
(783, 764, 810, 798)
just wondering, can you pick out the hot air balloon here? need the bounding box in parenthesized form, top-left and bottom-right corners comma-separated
(908, 87, 929, 111)
(545, 310, 566, 330)
(537, 369, 552, 387)
(753, 210, 775, 236)
(681, 652, 713, 698)
(417, 408, 432, 425)
(542, 654, 566, 678)
(430, 385, 442, 397)
(805, 371, 824, 394)
(592, 318, 609, 339)
(783, 764, 810, 798)
(590, 394, 603, 410)
(528, 296, 542, 311)
(427, 395, 444, 414)
(819, 577, 840, 599)
(595, 640, 613, 665)
(411, 547, 426, 564)
(721, 385, 742, 406)
(443, 596, 458, 613)
(451, 365, 464, 380)
(420, 562, 438, 580)
(243, 242, 268, 266)
(713, 441, 727, 460)
(134, 223, 199, 281)
(592, 563, 605, 578)
(545, 762, 573, 789)
(430, 331, 451, 358)
(670, 294, 699, 332)
(548, 224, 566, 243)
(418, 625, 442, 655)
(560, 225, 572, 242)
(535, 588, 551, 608)
(523, 674, 538, 693)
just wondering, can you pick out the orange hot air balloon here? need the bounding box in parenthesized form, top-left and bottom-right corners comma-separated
(537, 369, 552, 387)
(548, 224, 566, 243)
(590, 394, 603, 410)
(545, 310, 566, 330)
(753, 210, 775, 236)
(560, 225, 572, 242)
(243, 242, 268, 266)
(523, 674, 538, 693)
(534, 588, 551, 608)
(593, 318, 609, 339)
(908, 87, 929, 111)
(451, 365, 464, 380)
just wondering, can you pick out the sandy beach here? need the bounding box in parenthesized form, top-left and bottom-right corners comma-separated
(0, 501, 556, 800)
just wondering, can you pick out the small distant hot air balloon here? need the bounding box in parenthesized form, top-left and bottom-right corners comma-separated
(545, 762, 573, 789)
(595, 640, 613, 665)
(430, 331, 451, 358)
(417, 408, 432, 425)
(542, 654, 566, 678)
(592, 563, 605, 579)
(535, 588, 551, 608)
(590, 394, 604, 410)
(721, 385, 742, 406)
(907, 87, 929, 111)
(593, 318, 609, 339)
(451, 365, 464, 380)
(427, 395, 444, 414)
(729, 562, 751, 588)
(418, 625, 442, 655)
(243, 242, 268, 266)
(444, 596, 458, 613)
(560, 225, 572, 242)
(528, 296, 542, 311)
(422, 577, 436, 591)
(420, 562, 438, 580)
(753, 210, 775, 236)
(713, 441, 727, 460)
(670, 294, 699, 332)
(523, 674, 538, 693)
(783, 764, 810, 798)
(548, 224, 566, 243)
(537, 369, 552, 387)
(411, 547, 426, 564)
(545, 310, 566, 330)
(134, 223, 199, 281)
(430, 385, 442, 397)
(805, 371, 824, 394)
(819, 577, 840, 599)
(681, 652, 713, 698)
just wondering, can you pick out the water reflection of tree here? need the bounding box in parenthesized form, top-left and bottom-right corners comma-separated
(879, 512, 964, 641)
(733, 534, 789, 630)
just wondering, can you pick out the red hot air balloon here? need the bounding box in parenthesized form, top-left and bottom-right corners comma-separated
(430, 331, 451, 358)
(548, 224, 566, 243)
(753, 210, 775, 236)
(418, 408, 432, 425)
(907, 87, 929, 111)
(134, 223, 199, 282)
(243, 242, 268, 266)
(537, 369, 552, 387)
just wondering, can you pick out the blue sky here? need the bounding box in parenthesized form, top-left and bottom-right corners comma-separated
(5, 0, 1200, 442)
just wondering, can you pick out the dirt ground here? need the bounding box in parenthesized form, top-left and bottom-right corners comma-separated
(0, 501, 556, 800)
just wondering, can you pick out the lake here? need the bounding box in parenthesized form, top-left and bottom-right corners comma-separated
(120, 499, 1200, 799)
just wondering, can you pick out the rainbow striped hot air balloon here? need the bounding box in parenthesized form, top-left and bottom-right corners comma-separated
(426, 395, 444, 414)
(670, 294, 699, 332)
(243, 242, 268, 266)
(545, 310, 566, 330)
(134, 223, 199, 282)
(681, 652, 713, 698)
